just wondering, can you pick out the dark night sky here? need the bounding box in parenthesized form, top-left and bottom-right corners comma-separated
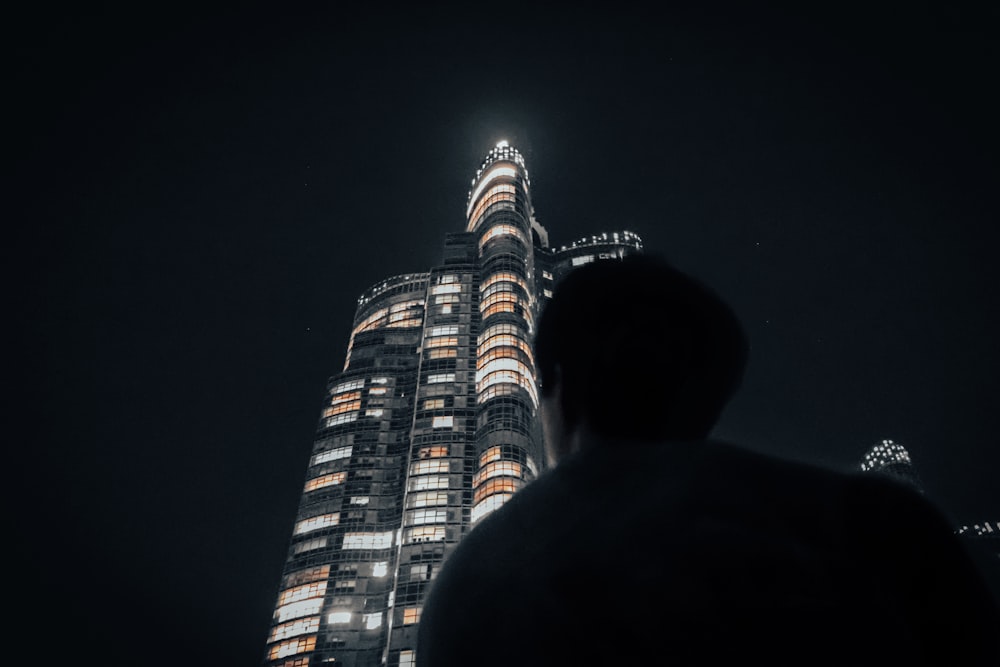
(16, 3, 999, 665)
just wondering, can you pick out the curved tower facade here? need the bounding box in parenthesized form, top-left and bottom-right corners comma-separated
(859, 438, 924, 493)
(263, 142, 644, 667)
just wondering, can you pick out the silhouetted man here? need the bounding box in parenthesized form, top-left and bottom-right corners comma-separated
(417, 254, 998, 666)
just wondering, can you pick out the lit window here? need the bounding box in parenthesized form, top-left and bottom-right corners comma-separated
(332, 378, 365, 394)
(304, 471, 346, 492)
(278, 582, 327, 606)
(542, 270, 553, 280)
(349, 496, 369, 505)
(311, 446, 352, 465)
(400, 650, 416, 667)
(432, 416, 454, 429)
(365, 409, 384, 417)
(417, 445, 448, 458)
(429, 325, 459, 337)
(426, 373, 456, 384)
(473, 461, 523, 487)
(405, 508, 448, 526)
(275, 598, 324, 623)
(294, 513, 340, 535)
(571, 254, 595, 266)
(325, 412, 359, 427)
(425, 336, 458, 349)
(479, 446, 503, 465)
(439, 304, 452, 315)
(341, 531, 394, 550)
(331, 390, 362, 405)
(364, 612, 382, 630)
(410, 459, 449, 476)
(471, 493, 512, 523)
(372, 562, 388, 577)
(269, 617, 320, 643)
(427, 348, 457, 359)
(466, 165, 518, 220)
(434, 294, 460, 304)
(406, 491, 449, 508)
(268, 635, 317, 660)
(423, 399, 445, 410)
(404, 525, 446, 543)
(543, 289, 553, 298)
(371, 377, 389, 384)
(430, 284, 462, 295)
(474, 477, 519, 504)
(403, 607, 422, 625)
(408, 475, 448, 492)
(368, 386, 388, 395)
(328, 611, 352, 624)
(323, 400, 361, 418)
(437, 274, 459, 284)
(283, 565, 329, 588)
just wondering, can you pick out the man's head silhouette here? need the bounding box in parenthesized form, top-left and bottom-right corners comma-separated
(534, 254, 748, 463)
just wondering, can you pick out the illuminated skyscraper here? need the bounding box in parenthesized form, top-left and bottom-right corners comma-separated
(859, 438, 924, 493)
(262, 142, 643, 667)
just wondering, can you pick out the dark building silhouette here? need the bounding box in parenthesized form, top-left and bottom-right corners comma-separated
(262, 142, 642, 666)
(859, 438, 999, 605)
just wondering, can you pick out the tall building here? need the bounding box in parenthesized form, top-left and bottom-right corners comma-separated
(859, 438, 924, 493)
(262, 141, 643, 667)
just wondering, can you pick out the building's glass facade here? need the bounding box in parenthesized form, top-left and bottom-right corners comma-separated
(859, 438, 924, 493)
(262, 142, 643, 666)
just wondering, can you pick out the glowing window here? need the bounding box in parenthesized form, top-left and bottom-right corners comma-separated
(323, 401, 361, 418)
(406, 491, 449, 508)
(276, 598, 324, 623)
(349, 496, 369, 505)
(425, 336, 458, 349)
(365, 409, 384, 418)
(426, 373, 455, 384)
(364, 612, 383, 630)
(312, 446, 352, 465)
(423, 399, 445, 409)
(427, 348, 457, 359)
(408, 475, 448, 492)
(405, 508, 448, 526)
(478, 223, 525, 249)
(471, 493, 512, 523)
(474, 478, 519, 504)
(438, 274, 459, 284)
(479, 446, 503, 465)
(466, 165, 518, 217)
(410, 459, 449, 476)
(372, 562, 388, 577)
(331, 379, 365, 394)
(400, 650, 416, 667)
(294, 513, 340, 535)
(417, 445, 448, 458)
(542, 270, 553, 280)
(269, 617, 320, 643)
(431, 284, 462, 295)
(429, 325, 459, 337)
(331, 391, 361, 405)
(571, 255, 595, 266)
(404, 526, 446, 543)
(432, 416, 454, 429)
(278, 582, 327, 606)
(341, 531, 394, 550)
(325, 412, 358, 427)
(368, 386, 388, 395)
(304, 471, 346, 492)
(434, 294, 460, 304)
(268, 636, 317, 660)
(328, 611, 352, 624)
(403, 607, 422, 625)
(472, 461, 523, 487)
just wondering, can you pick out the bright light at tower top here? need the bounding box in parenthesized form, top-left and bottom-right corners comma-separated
(496, 139, 509, 148)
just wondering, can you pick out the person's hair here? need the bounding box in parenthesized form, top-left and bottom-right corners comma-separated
(534, 253, 748, 440)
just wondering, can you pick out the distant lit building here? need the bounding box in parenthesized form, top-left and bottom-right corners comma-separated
(262, 142, 643, 667)
(859, 438, 924, 493)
